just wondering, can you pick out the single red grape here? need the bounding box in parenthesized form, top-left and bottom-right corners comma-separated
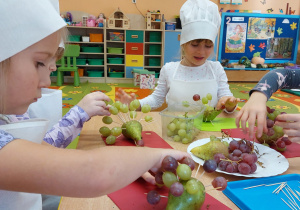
(193, 94, 201, 101)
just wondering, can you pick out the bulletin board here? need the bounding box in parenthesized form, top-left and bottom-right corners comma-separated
(218, 12, 300, 64)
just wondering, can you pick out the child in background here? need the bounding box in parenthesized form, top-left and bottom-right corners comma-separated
(117, 0, 238, 113)
(236, 68, 300, 142)
(0, 1, 191, 209)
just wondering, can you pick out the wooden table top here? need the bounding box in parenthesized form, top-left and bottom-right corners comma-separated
(59, 112, 300, 210)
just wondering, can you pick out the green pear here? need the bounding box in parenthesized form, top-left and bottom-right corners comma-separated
(203, 108, 222, 122)
(166, 178, 205, 210)
(122, 120, 142, 142)
(190, 140, 229, 160)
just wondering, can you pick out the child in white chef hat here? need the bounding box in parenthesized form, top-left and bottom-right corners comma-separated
(0, 0, 191, 209)
(117, 0, 238, 114)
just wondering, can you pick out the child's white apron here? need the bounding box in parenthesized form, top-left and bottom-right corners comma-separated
(0, 118, 49, 210)
(166, 63, 218, 107)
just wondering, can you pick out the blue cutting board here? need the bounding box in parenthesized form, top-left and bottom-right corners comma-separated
(223, 174, 300, 210)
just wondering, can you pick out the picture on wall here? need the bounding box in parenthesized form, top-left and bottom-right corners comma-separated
(225, 23, 247, 53)
(266, 38, 293, 59)
(247, 18, 276, 39)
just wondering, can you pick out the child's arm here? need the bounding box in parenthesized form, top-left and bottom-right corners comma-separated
(44, 92, 110, 148)
(0, 139, 191, 197)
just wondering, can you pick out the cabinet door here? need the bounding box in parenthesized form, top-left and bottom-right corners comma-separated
(126, 43, 144, 55)
(164, 31, 181, 64)
(126, 30, 144, 43)
(126, 55, 144, 67)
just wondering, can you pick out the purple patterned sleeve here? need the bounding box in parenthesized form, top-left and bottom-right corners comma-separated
(250, 69, 300, 99)
(0, 129, 16, 150)
(43, 105, 90, 148)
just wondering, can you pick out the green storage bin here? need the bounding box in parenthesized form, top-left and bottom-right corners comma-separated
(109, 72, 124, 77)
(77, 59, 86, 65)
(67, 35, 81, 42)
(87, 71, 104, 77)
(107, 58, 124, 64)
(107, 47, 123, 54)
(81, 46, 103, 53)
(155, 72, 160, 78)
(88, 59, 104, 65)
(149, 58, 161, 66)
(149, 32, 161, 42)
(149, 44, 161, 55)
(126, 30, 144, 43)
(50, 71, 57, 76)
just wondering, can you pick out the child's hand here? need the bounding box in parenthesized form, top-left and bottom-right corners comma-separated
(275, 114, 300, 143)
(216, 96, 239, 112)
(115, 88, 136, 106)
(77, 92, 111, 117)
(235, 91, 268, 140)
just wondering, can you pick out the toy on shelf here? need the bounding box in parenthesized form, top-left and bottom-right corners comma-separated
(87, 15, 96, 27)
(65, 12, 72, 25)
(96, 13, 105, 27)
(146, 11, 162, 30)
(107, 8, 130, 29)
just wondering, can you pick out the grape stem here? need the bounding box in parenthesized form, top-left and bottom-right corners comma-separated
(205, 186, 222, 192)
(144, 193, 168, 198)
(198, 171, 205, 180)
(194, 164, 201, 179)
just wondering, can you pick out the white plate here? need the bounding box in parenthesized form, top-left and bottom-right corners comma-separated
(187, 138, 289, 177)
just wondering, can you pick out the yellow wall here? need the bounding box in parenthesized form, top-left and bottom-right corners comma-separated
(59, 0, 299, 21)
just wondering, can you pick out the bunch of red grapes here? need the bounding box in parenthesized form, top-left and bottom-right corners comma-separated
(146, 156, 227, 205)
(213, 139, 258, 175)
(256, 106, 292, 152)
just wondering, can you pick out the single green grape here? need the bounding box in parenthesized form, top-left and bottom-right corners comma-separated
(173, 135, 181, 142)
(130, 111, 137, 119)
(176, 164, 192, 180)
(179, 122, 187, 130)
(182, 101, 190, 107)
(162, 171, 178, 188)
(202, 97, 208, 104)
(102, 116, 113, 124)
(167, 130, 174, 137)
(109, 106, 119, 115)
(111, 127, 122, 136)
(178, 129, 186, 137)
(181, 138, 189, 144)
(114, 101, 122, 110)
(206, 93, 212, 100)
(106, 135, 116, 144)
(145, 115, 153, 122)
(129, 103, 136, 111)
(141, 104, 151, 113)
(167, 123, 176, 132)
(120, 104, 129, 113)
(99, 126, 111, 137)
(131, 99, 140, 109)
(186, 179, 200, 194)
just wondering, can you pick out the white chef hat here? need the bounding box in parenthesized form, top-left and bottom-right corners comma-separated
(180, 0, 221, 45)
(0, 0, 66, 62)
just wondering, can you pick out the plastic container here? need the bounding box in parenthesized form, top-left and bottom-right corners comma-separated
(160, 103, 205, 143)
(88, 59, 104, 65)
(149, 45, 161, 55)
(155, 72, 160, 78)
(76, 59, 86, 65)
(67, 35, 81, 42)
(108, 72, 124, 77)
(71, 68, 84, 77)
(87, 71, 104, 77)
(107, 57, 124, 64)
(82, 36, 90, 42)
(165, 22, 176, 30)
(149, 32, 161, 42)
(109, 32, 124, 41)
(149, 58, 161, 66)
(81, 46, 103, 53)
(107, 47, 123, 54)
(90, 33, 103, 42)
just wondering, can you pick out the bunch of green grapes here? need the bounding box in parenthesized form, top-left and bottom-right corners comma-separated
(99, 100, 152, 145)
(146, 156, 227, 208)
(166, 117, 198, 144)
(256, 106, 291, 152)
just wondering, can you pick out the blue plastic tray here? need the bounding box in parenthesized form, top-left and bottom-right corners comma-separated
(223, 174, 300, 210)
